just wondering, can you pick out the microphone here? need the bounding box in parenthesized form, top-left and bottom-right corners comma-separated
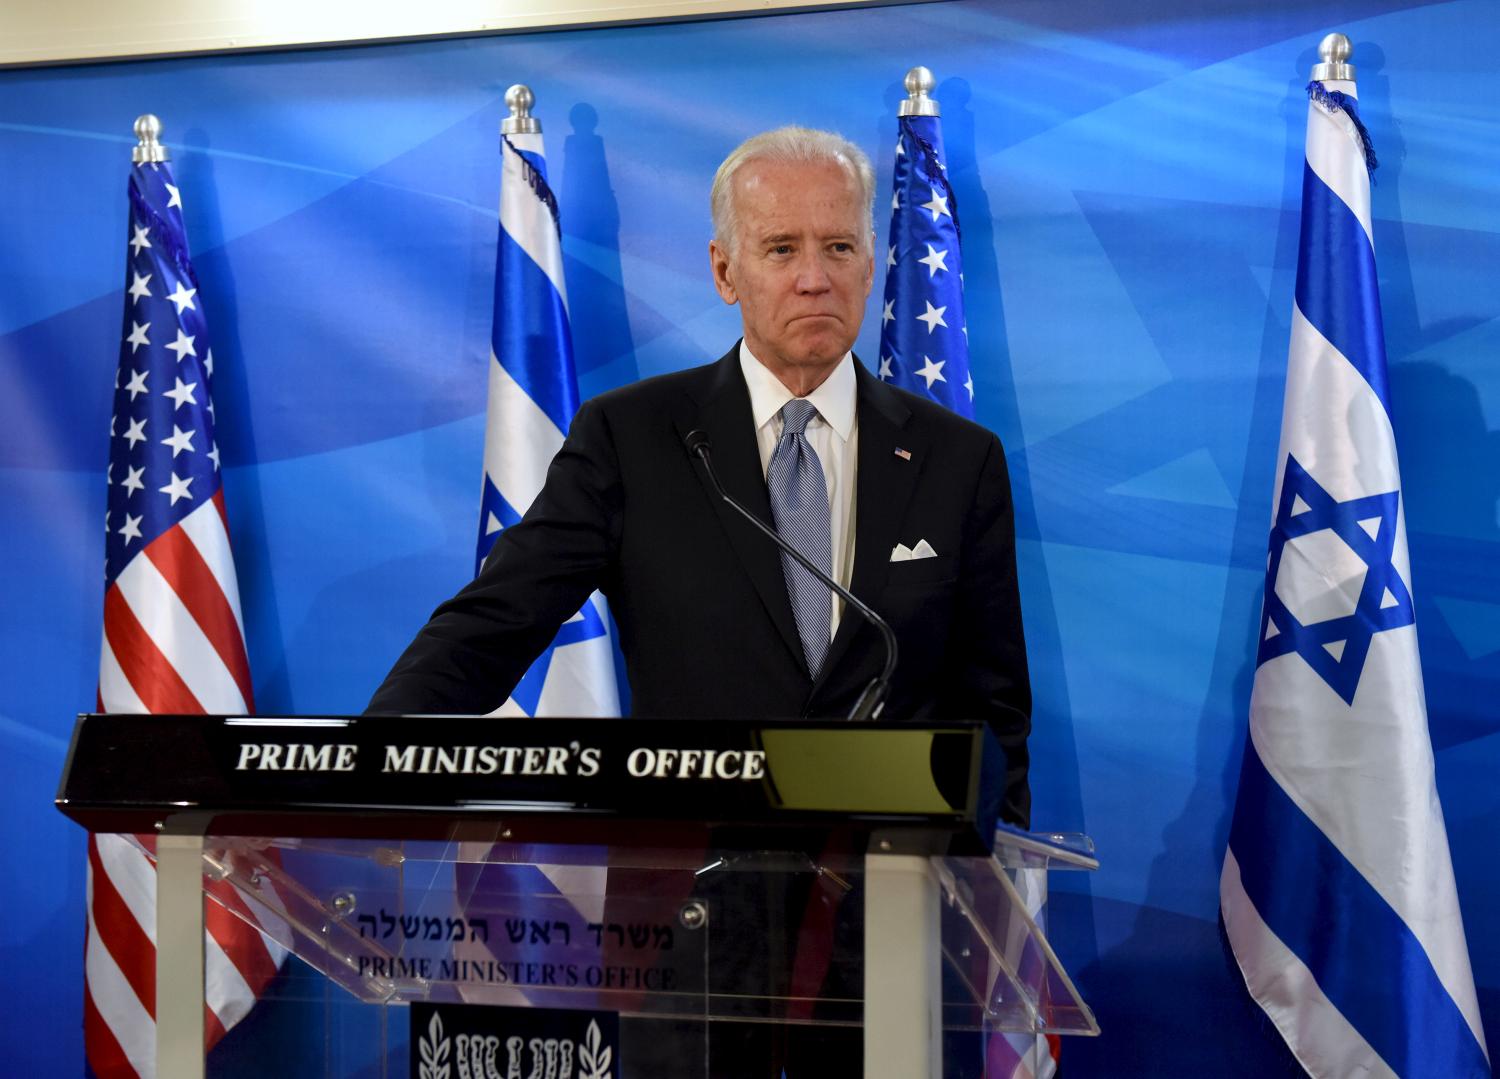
(684, 429, 898, 722)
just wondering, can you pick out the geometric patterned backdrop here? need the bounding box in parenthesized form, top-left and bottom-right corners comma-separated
(2, 0, 1495, 1070)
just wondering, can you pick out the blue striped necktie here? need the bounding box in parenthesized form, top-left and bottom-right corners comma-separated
(766, 399, 832, 677)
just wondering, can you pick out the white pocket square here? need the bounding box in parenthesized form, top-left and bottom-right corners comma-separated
(891, 540, 938, 562)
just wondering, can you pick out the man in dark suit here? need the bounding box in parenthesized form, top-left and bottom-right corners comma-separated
(368, 126, 1030, 827)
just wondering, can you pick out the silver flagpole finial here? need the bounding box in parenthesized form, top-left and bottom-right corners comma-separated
(1311, 33, 1355, 82)
(898, 66, 939, 117)
(132, 114, 170, 163)
(502, 84, 541, 135)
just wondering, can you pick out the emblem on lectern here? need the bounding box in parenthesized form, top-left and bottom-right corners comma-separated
(413, 1002, 617, 1079)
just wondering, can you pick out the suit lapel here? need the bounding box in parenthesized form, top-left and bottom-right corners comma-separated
(675, 347, 807, 674)
(813, 364, 924, 692)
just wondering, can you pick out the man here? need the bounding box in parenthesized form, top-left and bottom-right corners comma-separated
(369, 126, 1031, 826)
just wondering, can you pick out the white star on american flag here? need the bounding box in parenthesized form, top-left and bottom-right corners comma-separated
(920, 189, 950, 222)
(120, 465, 146, 496)
(916, 300, 948, 334)
(163, 377, 198, 409)
(915, 356, 947, 388)
(916, 244, 948, 277)
(125, 322, 151, 353)
(124, 368, 149, 400)
(165, 329, 197, 361)
(166, 282, 197, 314)
(158, 472, 195, 505)
(161, 424, 196, 457)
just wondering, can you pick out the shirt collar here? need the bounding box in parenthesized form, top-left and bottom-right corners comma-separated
(738, 341, 857, 442)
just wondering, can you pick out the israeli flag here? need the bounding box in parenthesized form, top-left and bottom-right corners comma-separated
(477, 122, 620, 718)
(1220, 51, 1488, 1079)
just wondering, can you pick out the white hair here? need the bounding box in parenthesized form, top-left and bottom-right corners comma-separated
(710, 126, 876, 254)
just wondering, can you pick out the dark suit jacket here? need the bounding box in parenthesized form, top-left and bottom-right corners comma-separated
(368, 346, 1031, 825)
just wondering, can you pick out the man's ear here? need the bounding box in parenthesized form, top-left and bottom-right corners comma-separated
(709, 239, 738, 305)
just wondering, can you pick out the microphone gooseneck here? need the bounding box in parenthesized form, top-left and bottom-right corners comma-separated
(683, 429, 898, 722)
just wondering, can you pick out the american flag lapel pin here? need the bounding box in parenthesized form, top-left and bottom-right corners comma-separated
(894, 447, 912, 461)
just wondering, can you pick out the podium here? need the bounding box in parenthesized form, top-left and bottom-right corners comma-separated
(58, 713, 1098, 1077)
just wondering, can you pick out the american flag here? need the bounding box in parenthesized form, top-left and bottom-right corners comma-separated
(878, 84, 1056, 1079)
(877, 111, 974, 418)
(86, 146, 284, 1078)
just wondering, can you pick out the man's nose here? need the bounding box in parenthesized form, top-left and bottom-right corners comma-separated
(794, 253, 833, 293)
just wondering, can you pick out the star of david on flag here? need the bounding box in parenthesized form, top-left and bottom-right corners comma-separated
(1258, 454, 1414, 705)
(1221, 51, 1488, 1079)
(877, 114, 974, 417)
(477, 113, 619, 719)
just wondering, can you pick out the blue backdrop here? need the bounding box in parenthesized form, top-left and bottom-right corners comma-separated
(2, 0, 1496, 1072)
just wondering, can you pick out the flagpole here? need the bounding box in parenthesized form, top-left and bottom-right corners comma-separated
(899, 64, 938, 117)
(132, 112, 168, 164)
(477, 83, 621, 716)
(1310, 31, 1354, 82)
(1220, 32, 1490, 1078)
(131, 112, 209, 1079)
(502, 83, 540, 135)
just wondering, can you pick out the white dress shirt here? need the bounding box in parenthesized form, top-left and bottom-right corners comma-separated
(739, 342, 859, 639)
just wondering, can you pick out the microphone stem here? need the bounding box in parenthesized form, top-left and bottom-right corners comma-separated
(691, 446, 898, 720)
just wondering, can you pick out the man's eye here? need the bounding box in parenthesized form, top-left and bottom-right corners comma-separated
(771, 244, 793, 255)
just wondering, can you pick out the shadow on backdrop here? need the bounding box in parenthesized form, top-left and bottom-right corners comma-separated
(562, 101, 641, 397)
(179, 126, 290, 717)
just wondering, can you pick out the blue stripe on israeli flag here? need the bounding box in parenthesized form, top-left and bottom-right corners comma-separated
(1294, 165, 1390, 408)
(478, 128, 619, 719)
(1221, 72, 1488, 1078)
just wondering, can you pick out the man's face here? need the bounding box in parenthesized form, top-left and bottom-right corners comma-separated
(710, 158, 875, 393)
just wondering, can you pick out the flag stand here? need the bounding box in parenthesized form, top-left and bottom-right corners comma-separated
(157, 833, 206, 1079)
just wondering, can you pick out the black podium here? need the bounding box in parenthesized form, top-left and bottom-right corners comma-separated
(58, 713, 1098, 1077)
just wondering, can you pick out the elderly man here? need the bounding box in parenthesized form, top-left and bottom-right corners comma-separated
(369, 125, 1031, 826)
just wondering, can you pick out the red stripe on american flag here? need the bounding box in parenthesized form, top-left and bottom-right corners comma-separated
(102, 586, 204, 713)
(144, 525, 255, 709)
(203, 1001, 229, 1050)
(205, 879, 280, 994)
(84, 983, 140, 1079)
(784, 835, 851, 1024)
(212, 488, 230, 534)
(87, 836, 156, 1020)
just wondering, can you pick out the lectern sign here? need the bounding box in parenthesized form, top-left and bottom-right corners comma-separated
(56, 713, 1006, 854)
(229, 738, 768, 781)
